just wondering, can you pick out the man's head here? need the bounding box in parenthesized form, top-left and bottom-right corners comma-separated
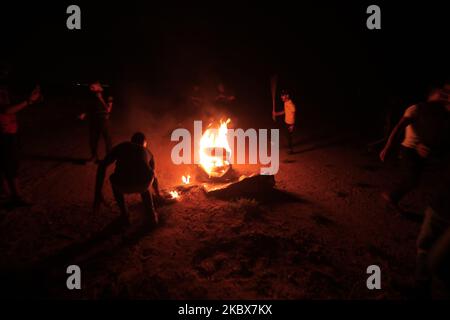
(89, 81, 103, 93)
(442, 81, 450, 102)
(217, 83, 225, 94)
(281, 90, 291, 102)
(131, 132, 147, 148)
(428, 88, 442, 102)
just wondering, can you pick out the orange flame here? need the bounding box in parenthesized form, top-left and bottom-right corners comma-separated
(182, 175, 191, 184)
(169, 191, 180, 199)
(199, 119, 232, 177)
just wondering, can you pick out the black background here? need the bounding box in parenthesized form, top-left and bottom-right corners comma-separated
(1, 1, 447, 98)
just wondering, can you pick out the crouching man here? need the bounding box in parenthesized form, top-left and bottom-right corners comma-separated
(94, 132, 161, 227)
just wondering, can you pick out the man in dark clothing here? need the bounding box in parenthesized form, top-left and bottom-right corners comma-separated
(0, 66, 42, 205)
(429, 225, 450, 299)
(79, 81, 112, 162)
(94, 132, 161, 226)
(416, 162, 450, 298)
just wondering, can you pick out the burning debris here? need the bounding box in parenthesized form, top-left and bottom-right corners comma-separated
(165, 117, 278, 203)
(169, 190, 180, 199)
(199, 118, 232, 178)
(197, 118, 276, 197)
(167, 173, 276, 201)
(202, 174, 275, 199)
(182, 175, 191, 184)
(169, 118, 277, 200)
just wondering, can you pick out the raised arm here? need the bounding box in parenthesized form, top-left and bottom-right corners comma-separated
(1, 86, 41, 114)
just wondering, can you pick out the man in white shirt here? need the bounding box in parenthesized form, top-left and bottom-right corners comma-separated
(380, 88, 449, 210)
(273, 90, 296, 154)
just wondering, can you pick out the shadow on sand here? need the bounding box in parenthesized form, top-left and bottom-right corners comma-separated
(257, 188, 310, 205)
(0, 202, 174, 298)
(291, 136, 349, 155)
(23, 154, 89, 165)
(220, 188, 311, 207)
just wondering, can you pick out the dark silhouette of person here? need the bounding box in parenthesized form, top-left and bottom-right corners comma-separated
(79, 81, 112, 162)
(188, 84, 205, 110)
(0, 65, 43, 206)
(441, 81, 450, 102)
(380, 88, 450, 211)
(416, 161, 450, 298)
(214, 82, 235, 107)
(94, 132, 161, 227)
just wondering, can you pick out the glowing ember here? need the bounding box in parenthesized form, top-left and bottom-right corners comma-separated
(169, 191, 180, 199)
(182, 175, 191, 184)
(199, 118, 232, 178)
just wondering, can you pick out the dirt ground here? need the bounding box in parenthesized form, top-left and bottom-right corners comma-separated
(0, 100, 437, 300)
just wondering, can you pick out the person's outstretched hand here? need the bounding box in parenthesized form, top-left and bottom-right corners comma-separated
(379, 147, 389, 162)
(29, 86, 42, 104)
(417, 143, 430, 158)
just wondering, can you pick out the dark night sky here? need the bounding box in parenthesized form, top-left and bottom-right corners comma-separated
(1, 1, 448, 120)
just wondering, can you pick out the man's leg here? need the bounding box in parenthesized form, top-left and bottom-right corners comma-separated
(416, 207, 436, 297)
(1, 173, 23, 204)
(415, 207, 449, 296)
(5, 176, 20, 200)
(388, 147, 425, 204)
(286, 124, 294, 153)
(3, 134, 27, 204)
(152, 176, 161, 198)
(430, 227, 450, 298)
(110, 180, 129, 224)
(100, 119, 113, 156)
(141, 189, 158, 226)
(89, 120, 101, 160)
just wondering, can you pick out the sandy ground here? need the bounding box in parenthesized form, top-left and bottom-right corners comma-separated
(0, 101, 437, 299)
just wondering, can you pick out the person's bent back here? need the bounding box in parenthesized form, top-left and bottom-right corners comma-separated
(108, 141, 154, 192)
(94, 132, 160, 226)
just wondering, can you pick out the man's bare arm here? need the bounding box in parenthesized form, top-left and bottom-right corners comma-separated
(273, 110, 285, 117)
(107, 96, 113, 113)
(2, 86, 42, 114)
(98, 95, 109, 112)
(2, 100, 30, 114)
(380, 117, 412, 162)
